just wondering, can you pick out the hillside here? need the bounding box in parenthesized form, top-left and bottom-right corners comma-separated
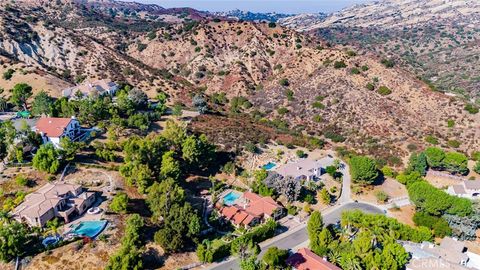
(128, 19, 479, 160)
(280, 0, 480, 100)
(0, 0, 477, 162)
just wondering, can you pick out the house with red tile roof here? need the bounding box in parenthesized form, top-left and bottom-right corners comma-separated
(35, 117, 81, 148)
(286, 248, 341, 270)
(217, 191, 283, 228)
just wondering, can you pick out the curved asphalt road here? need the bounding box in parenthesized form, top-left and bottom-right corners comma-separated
(208, 202, 384, 270)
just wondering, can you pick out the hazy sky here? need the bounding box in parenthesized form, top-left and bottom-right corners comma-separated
(134, 0, 371, 14)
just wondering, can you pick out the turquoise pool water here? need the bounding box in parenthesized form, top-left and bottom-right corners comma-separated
(70, 220, 108, 238)
(262, 162, 277, 170)
(223, 191, 240, 206)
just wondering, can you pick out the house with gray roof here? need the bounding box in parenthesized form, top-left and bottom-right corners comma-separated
(274, 159, 324, 181)
(447, 180, 480, 199)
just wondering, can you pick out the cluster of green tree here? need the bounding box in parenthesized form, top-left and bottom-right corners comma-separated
(250, 169, 274, 197)
(110, 193, 129, 213)
(9, 83, 166, 131)
(307, 210, 431, 270)
(119, 120, 215, 193)
(148, 178, 201, 253)
(105, 214, 144, 270)
(423, 147, 469, 175)
(32, 137, 83, 174)
(349, 155, 379, 185)
(197, 219, 278, 263)
(408, 181, 472, 217)
(239, 246, 290, 270)
(397, 151, 475, 239)
(0, 219, 31, 262)
(413, 212, 451, 238)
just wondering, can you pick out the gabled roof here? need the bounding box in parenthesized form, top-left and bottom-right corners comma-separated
(245, 195, 281, 217)
(286, 248, 341, 270)
(35, 117, 75, 137)
(13, 183, 82, 220)
(464, 180, 480, 190)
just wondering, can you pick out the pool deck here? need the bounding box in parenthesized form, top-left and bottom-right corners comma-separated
(218, 189, 242, 205)
(60, 198, 107, 235)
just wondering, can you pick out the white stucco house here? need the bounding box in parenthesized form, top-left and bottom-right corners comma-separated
(447, 180, 480, 199)
(35, 117, 81, 148)
(274, 159, 324, 181)
(62, 79, 118, 99)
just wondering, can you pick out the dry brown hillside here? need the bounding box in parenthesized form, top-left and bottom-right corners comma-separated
(0, 0, 477, 162)
(129, 20, 479, 159)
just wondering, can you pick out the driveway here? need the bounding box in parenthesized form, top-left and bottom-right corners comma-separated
(207, 202, 383, 270)
(316, 155, 352, 203)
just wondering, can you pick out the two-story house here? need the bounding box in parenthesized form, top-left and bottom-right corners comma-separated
(35, 117, 81, 148)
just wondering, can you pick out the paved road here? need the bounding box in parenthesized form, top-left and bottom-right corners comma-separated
(208, 202, 383, 270)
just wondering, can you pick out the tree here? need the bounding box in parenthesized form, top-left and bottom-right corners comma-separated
(105, 214, 144, 270)
(264, 173, 301, 202)
(32, 143, 60, 174)
(474, 161, 480, 174)
(444, 214, 480, 241)
(59, 137, 83, 161)
(10, 83, 33, 110)
(192, 94, 208, 114)
(443, 151, 469, 175)
(262, 247, 289, 269)
(120, 162, 154, 194)
(172, 103, 183, 117)
(424, 147, 445, 169)
(31, 91, 53, 116)
(128, 88, 148, 108)
(350, 156, 378, 185)
(308, 211, 324, 240)
(182, 134, 215, 169)
(154, 202, 200, 253)
(160, 150, 181, 180)
(0, 220, 29, 262)
(146, 179, 185, 223)
(407, 152, 428, 176)
(162, 119, 186, 147)
(240, 256, 261, 270)
(46, 218, 61, 235)
(110, 193, 129, 213)
(319, 188, 331, 204)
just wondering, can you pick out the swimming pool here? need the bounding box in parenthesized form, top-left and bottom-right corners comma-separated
(69, 220, 108, 238)
(223, 191, 240, 206)
(262, 162, 277, 170)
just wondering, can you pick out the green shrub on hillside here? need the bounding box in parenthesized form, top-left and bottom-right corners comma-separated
(377, 86, 392, 96)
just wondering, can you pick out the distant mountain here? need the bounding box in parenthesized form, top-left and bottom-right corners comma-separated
(316, 0, 480, 29)
(211, 9, 293, 22)
(280, 0, 480, 100)
(278, 13, 327, 31)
